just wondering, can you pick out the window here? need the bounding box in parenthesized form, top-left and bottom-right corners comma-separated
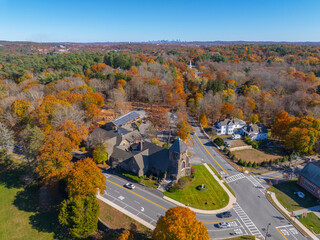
(181, 161, 185, 169)
(304, 179, 315, 193)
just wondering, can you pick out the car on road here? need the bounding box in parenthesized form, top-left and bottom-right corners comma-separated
(125, 183, 136, 189)
(218, 222, 231, 228)
(217, 211, 232, 218)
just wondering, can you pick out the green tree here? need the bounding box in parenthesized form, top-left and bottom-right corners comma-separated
(214, 137, 224, 146)
(59, 196, 99, 239)
(92, 144, 108, 164)
(20, 125, 45, 164)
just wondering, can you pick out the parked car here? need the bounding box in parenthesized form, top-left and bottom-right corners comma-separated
(125, 183, 136, 189)
(218, 222, 231, 228)
(225, 142, 231, 147)
(217, 211, 232, 218)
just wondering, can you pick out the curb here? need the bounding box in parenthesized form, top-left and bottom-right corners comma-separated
(97, 194, 155, 230)
(163, 163, 236, 214)
(268, 191, 319, 240)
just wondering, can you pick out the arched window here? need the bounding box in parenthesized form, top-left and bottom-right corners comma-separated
(181, 161, 185, 169)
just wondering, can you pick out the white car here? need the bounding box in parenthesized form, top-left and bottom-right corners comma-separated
(218, 222, 231, 228)
(125, 183, 136, 189)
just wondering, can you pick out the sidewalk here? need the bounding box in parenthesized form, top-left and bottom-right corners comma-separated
(293, 205, 320, 218)
(269, 191, 319, 240)
(164, 163, 237, 214)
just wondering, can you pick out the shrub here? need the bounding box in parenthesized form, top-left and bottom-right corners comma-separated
(251, 141, 258, 149)
(269, 159, 273, 166)
(177, 176, 190, 189)
(168, 185, 178, 193)
(227, 150, 231, 157)
(214, 137, 224, 146)
(231, 154, 235, 160)
(223, 147, 228, 153)
(243, 161, 248, 167)
(248, 162, 252, 168)
(275, 158, 280, 164)
(252, 162, 258, 168)
(237, 159, 243, 165)
(190, 167, 195, 178)
(261, 161, 266, 167)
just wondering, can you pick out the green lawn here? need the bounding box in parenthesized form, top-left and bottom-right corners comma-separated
(164, 165, 229, 210)
(269, 179, 319, 212)
(208, 164, 236, 197)
(298, 212, 320, 234)
(0, 161, 65, 240)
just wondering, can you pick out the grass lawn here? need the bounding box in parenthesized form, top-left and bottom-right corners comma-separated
(233, 148, 280, 164)
(164, 165, 229, 210)
(0, 162, 64, 240)
(207, 164, 236, 197)
(98, 199, 152, 240)
(297, 212, 320, 234)
(269, 179, 319, 212)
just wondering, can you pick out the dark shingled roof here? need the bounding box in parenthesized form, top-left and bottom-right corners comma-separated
(169, 138, 187, 153)
(300, 162, 320, 188)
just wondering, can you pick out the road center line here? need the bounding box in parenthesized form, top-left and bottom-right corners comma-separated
(194, 132, 229, 176)
(106, 179, 168, 210)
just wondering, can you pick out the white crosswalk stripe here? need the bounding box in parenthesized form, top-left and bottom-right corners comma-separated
(233, 203, 264, 238)
(246, 175, 265, 189)
(225, 173, 246, 183)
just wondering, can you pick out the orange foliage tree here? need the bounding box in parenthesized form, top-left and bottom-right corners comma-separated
(153, 207, 209, 240)
(12, 99, 31, 119)
(66, 158, 106, 199)
(36, 130, 74, 184)
(57, 120, 88, 149)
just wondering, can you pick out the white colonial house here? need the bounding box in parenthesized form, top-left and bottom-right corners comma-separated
(241, 124, 268, 141)
(213, 118, 246, 135)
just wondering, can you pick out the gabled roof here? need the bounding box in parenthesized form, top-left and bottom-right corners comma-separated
(244, 124, 268, 134)
(87, 127, 119, 147)
(217, 118, 245, 126)
(300, 162, 320, 188)
(169, 138, 187, 153)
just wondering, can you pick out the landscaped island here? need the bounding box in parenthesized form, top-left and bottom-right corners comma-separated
(164, 165, 229, 210)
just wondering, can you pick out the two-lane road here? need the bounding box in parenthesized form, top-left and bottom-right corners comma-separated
(99, 117, 309, 240)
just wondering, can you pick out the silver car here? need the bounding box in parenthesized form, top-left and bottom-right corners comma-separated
(125, 183, 136, 189)
(218, 222, 231, 228)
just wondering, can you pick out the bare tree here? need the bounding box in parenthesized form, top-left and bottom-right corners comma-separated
(0, 123, 15, 152)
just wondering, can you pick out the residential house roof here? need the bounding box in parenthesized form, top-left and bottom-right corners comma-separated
(244, 124, 268, 134)
(217, 118, 245, 126)
(300, 162, 320, 188)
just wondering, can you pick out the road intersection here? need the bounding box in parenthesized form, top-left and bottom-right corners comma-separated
(99, 117, 309, 240)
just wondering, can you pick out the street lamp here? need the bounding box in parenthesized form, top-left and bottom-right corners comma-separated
(265, 223, 271, 239)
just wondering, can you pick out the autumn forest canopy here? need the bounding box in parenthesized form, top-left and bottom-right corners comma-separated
(1, 42, 320, 159)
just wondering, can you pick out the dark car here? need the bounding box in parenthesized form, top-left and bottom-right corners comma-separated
(217, 211, 232, 218)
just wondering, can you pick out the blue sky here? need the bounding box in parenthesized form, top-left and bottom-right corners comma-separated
(0, 0, 319, 42)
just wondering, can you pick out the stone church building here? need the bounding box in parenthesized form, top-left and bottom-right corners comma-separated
(87, 127, 191, 180)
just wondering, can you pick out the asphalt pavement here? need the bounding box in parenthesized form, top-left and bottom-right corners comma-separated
(99, 116, 310, 240)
